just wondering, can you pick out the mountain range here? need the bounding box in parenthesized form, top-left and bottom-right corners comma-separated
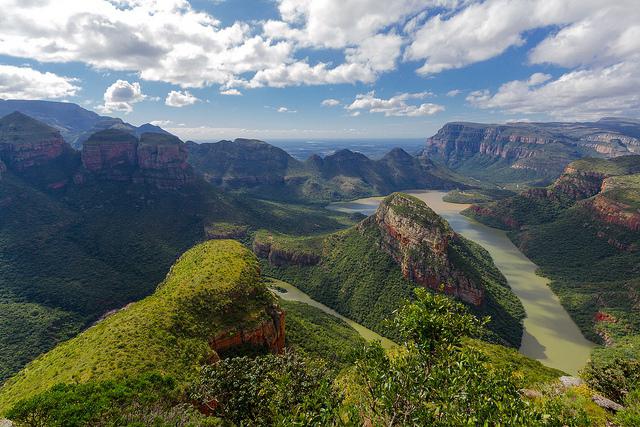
(1, 101, 638, 425)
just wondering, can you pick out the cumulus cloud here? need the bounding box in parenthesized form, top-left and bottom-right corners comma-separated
(321, 98, 340, 107)
(277, 106, 297, 113)
(165, 90, 200, 107)
(405, 0, 601, 75)
(467, 63, 640, 120)
(97, 80, 145, 113)
(220, 88, 242, 96)
(446, 89, 462, 97)
(150, 120, 173, 127)
(347, 91, 443, 117)
(0, 64, 79, 99)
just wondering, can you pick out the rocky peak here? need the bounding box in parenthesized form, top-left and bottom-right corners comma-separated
(81, 129, 193, 189)
(0, 111, 66, 172)
(360, 193, 484, 306)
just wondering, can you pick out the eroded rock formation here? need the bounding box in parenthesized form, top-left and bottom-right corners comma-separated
(362, 193, 484, 306)
(80, 129, 194, 189)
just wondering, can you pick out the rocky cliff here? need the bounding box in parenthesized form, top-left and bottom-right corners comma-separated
(81, 129, 193, 188)
(361, 193, 484, 306)
(210, 305, 285, 358)
(465, 155, 640, 231)
(423, 119, 640, 184)
(0, 112, 67, 172)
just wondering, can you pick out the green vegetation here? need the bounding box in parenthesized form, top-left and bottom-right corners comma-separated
(4, 373, 215, 427)
(0, 170, 356, 383)
(280, 299, 366, 369)
(0, 240, 273, 412)
(443, 188, 515, 204)
(465, 156, 640, 343)
(191, 352, 340, 426)
(343, 289, 587, 426)
(5, 283, 612, 426)
(260, 195, 525, 347)
(254, 228, 325, 255)
(602, 173, 640, 209)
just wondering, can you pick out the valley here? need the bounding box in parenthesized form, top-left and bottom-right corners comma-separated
(329, 190, 595, 374)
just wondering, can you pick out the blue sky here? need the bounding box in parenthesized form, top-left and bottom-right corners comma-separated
(0, 0, 637, 140)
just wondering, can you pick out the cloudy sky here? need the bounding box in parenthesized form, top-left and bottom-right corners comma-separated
(0, 0, 638, 139)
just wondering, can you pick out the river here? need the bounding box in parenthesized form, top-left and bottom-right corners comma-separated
(269, 278, 396, 349)
(327, 190, 594, 375)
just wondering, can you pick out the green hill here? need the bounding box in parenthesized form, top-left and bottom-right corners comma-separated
(0, 240, 275, 413)
(0, 168, 356, 384)
(257, 193, 525, 347)
(464, 156, 640, 343)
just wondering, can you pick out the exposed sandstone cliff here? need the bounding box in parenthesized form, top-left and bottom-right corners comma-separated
(80, 129, 194, 189)
(423, 120, 640, 182)
(361, 193, 484, 306)
(0, 111, 67, 172)
(210, 306, 285, 358)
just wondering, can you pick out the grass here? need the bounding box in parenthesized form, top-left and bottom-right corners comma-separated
(0, 240, 272, 414)
(280, 299, 366, 369)
(0, 170, 357, 383)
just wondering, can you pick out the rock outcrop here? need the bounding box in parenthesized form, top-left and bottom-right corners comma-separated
(422, 119, 640, 182)
(0, 111, 67, 172)
(361, 193, 484, 306)
(210, 306, 285, 358)
(81, 129, 193, 189)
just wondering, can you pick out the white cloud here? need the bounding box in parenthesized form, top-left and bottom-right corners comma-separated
(467, 64, 640, 120)
(347, 91, 444, 117)
(529, 2, 640, 68)
(165, 90, 200, 107)
(321, 99, 340, 107)
(277, 106, 297, 113)
(264, 0, 454, 49)
(405, 0, 601, 75)
(446, 89, 462, 97)
(0, 64, 79, 99)
(97, 80, 145, 113)
(150, 120, 173, 126)
(220, 88, 242, 96)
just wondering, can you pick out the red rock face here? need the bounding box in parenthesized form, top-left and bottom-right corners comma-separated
(209, 307, 286, 356)
(364, 194, 484, 306)
(134, 142, 194, 189)
(80, 135, 194, 189)
(587, 195, 640, 233)
(81, 141, 137, 180)
(0, 134, 65, 172)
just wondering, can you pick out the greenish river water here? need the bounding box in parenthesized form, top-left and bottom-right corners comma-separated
(270, 279, 396, 349)
(328, 190, 595, 375)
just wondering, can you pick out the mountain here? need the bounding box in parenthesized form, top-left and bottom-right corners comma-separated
(186, 139, 462, 202)
(0, 100, 170, 149)
(79, 129, 194, 189)
(422, 119, 640, 185)
(256, 193, 525, 347)
(0, 112, 358, 383)
(0, 240, 285, 412)
(464, 155, 640, 344)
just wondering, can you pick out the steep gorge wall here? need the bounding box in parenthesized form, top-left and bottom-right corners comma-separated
(363, 194, 484, 306)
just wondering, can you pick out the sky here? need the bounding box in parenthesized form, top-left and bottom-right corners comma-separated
(0, 0, 638, 140)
